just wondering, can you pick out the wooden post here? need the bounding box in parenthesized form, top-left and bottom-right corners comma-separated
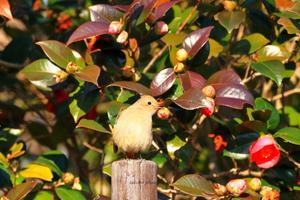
(111, 159, 157, 200)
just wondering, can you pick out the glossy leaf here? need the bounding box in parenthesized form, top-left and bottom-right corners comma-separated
(67, 21, 110, 45)
(136, 0, 156, 25)
(274, 127, 300, 145)
(55, 187, 86, 200)
(167, 135, 186, 159)
(33, 191, 54, 200)
(208, 39, 224, 58)
(223, 144, 251, 160)
(0, 0, 13, 20)
(161, 33, 186, 46)
(21, 59, 64, 88)
(108, 81, 151, 95)
(172, 174, 216, 198)
(20, 164, 53, 181)
(150, 68, 176, 96)
(236, 120, 267, 133)
(173, 88, 211, 110)
(6, 181, 39, 200)
(232, 33, 270, 54)
(76, 119, 111, 134)
(182, 26, 213, 57)
(206, 69, 241, 86)
(214, 10, 245, 33)
(215, 84, 254, 109)
(89, 4, 123, 23)
(34, 156, 63, 177)
(251, 60, 285, 86)
(278, 18, 299, 34)
(179, 71, 206, 91)
(255, 98, 280, 130)
(256, 45, 290, 62)
(151, 0, 179, 22)
(75, 65, 101, 86)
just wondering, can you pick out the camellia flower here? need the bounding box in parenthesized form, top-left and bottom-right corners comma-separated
(249, 135, 280, 169)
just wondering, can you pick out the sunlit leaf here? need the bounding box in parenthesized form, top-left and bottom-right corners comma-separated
(278, 18, 299, 34)
(89, 4, 123, 23)
(274, 127, 300, 145)
(251, 60, 285, 86)
(167, 135, 186, 159)
(75, 65, 101, 86)
(179, 71, 206, 91)
(6, 181, 39, 200)
(20, 164, 53, 181)
(55, 187, 86, 200)
(36, 40, 85, 69)
(161, 33, 186, 46)
(67, 21, 110, 45)
(182, 26, 213, 57)
(0, 0, 13, 20)
(34, 157, 63, 177)
(150, 0, 179, 22)
(255, 98, 280, 130)
(172, 174, 216, 198)
(76, 119, 111, 134)
(208, 39, 224, 58)
(150, 68, 176, 96)
(108, 81, 151, 95)
(214, 10, 245, 33)
(206, 69, 242, 86)
(256, 45, 290, 62)
(136, 0, 156, 25)
(232, 33, 270, 54)
(33, 191, 54, 200)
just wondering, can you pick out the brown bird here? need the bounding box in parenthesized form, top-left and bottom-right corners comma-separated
(112, 95, 159, 158)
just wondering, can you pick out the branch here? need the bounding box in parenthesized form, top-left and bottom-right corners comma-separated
(242, 72, 261, 84)
(270, 87, 300, 101)
(203, 168, 263, 179)
(0, 59, 23, 69)
(143, 0, 201, 73)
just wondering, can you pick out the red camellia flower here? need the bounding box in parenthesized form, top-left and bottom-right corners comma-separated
(249, 135, 280, 169)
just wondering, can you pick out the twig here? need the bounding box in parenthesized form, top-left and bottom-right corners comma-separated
(281, 151, 300, 168)
(242, 72, 261, 84)
(0, 59, 23, 69)
(270, 87, 300, 101)
(83, 142, 103, 153)
(203, 168, 263, 178)
(143, 0, 201, 73)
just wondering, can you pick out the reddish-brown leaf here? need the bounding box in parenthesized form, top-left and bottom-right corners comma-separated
(89, 4, 123, 23)
(75, 65, 101, 87)
(150, 68, 176, 96)
(215, 84, 254, 109)
(67, 21, 109, 45)
(0, 0, 13, 20)
(108, 81, 151, 95)
(173, 88, 211, 110)
(150, 0, 179, 22)
(183, 26, 213, 57)
(206, 69, 241, 86)
(179, 71, 206, 91)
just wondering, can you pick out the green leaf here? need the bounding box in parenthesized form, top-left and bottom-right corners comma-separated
(223, 143, 251, 160)
(76, 119, 111, 134)
(274, 127, 300, 145)
(255, 98, 280, 130)
(282, 106, 300, 127)
(33, 191, 54, 200)
(37, 40, 85, 69)
(232, 33, 270, 54)
(171, 174, 217, 198)
(214, 10, 245, 33)
(69, 88, 100, 123)
(55, 187, 86, 200)
(256, 45, 290, 62)
(20, 164, 53, 181)
(208, 39, 224, 58)
(6, 181, 39, 200)
(34, 156, 63, 177)
(251, 60, 285, 86)
(167, 135, 186, 159)
(21, 59, 66, 89)
(161, 33, 187, 46)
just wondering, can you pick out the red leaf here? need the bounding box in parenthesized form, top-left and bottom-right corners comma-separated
(89, 4, 123, 23)
(75, 65, 101, 87)
(108, 81, 151, 95)
(150, 68, 176, 96)
(179, 71, 206, 91)
(183, 26, 213, 57)
(206, 69, 242, 86)
(67, 21, 109, 45)
(0, 0, 13, 20)
(113, 5, 130, 12)
(173, 88, 212, 110)
(150, 0, 179, 22)
(214, 84, 253, 109)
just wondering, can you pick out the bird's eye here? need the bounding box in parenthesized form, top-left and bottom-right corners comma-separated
(147, 101, 152, 105)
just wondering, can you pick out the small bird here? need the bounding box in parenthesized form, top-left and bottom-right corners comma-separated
(112, 95, 159, 158)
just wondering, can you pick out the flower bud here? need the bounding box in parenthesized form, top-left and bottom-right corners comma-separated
(248, 178, 261, 191)
(201, 97, 215, 117)
(155, 21, 169, 35)
(260, 186, 280, 200)
(62, 172, 75, 184)
(223, 1, 237, 11)
(66, 62, 79, 74)
(157, 107, 171, 120)
(173, 62, 185, 73)
(108, 21, 123, 35)
(176, 48, 188, 62)
(53, 70, 68, 83)
(122, 65, 135, 78)
(202, 85, 216, 98)
(213, 183, 227, 196)
(116, 30, 128, 44)
(226, 179, 247, 197)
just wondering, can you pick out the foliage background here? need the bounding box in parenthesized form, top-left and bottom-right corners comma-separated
(0, 0, 299, 199)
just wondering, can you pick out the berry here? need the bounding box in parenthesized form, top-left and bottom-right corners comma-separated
(248, 178, 261, 191)
(202, 85, 216, 98)
(116, 30, 128, 44)
(108, 21, 123, 35)
(223, 1, 237, 11)
(157, 107, 171, 120)
(226, 179, 247, 197)
(176, 48, 189, 62)
(155, 21, 169, 35)
(173, 62, 185, 73)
